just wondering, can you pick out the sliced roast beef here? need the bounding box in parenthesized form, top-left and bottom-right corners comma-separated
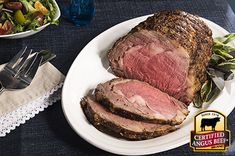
(81, 96, 177, 140)
(108, 10, 213, 105)
(95, 78, 189, 125)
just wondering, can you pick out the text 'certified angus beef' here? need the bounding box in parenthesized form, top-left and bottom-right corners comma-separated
(95, 78, 189, 125)
(108, 10, 213, 105)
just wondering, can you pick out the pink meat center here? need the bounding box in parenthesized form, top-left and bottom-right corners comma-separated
(122, 30, 189, 99)
(115, 81, 182, 119)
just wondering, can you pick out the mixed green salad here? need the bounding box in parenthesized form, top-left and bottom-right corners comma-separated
(193, 33, 235, 108)
(0, 0, 58, 35)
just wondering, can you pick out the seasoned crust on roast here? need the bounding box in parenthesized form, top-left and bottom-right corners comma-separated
(108, 10, 213, 104)
(95, 78, 189, 125)
(81, 97, 177, 140)
(131, 10, 213, 86)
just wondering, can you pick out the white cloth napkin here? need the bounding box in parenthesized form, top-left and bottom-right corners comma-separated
(0, 62, 64, 137)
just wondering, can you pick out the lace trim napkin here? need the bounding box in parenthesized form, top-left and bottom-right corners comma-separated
(0, 63, 64, 137)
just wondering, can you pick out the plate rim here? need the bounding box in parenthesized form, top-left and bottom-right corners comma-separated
(61, 14, 233, 155)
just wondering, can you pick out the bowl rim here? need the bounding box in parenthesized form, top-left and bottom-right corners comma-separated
(0, 0, 61, 38)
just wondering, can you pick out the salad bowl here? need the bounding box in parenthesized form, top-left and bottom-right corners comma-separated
(0, 0, 60, 39)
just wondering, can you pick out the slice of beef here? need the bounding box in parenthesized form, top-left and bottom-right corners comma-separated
(81, 96, 177, 140)
(95, 78, 189, 125)
(108, 10, 213, 105)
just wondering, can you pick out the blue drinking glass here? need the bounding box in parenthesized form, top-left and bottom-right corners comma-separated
(63, 0, 95, 27)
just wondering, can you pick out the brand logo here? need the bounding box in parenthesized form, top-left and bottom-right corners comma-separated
(190, 110, 230, 152)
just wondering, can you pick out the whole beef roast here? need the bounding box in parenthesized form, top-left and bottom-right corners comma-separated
(95, 78, 189, 125)
(81, 96, 177, 140)
(108, 10, 213, 105)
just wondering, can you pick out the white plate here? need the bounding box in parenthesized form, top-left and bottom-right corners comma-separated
(0, 0, 60, 39)
(62, 15, 235, 155)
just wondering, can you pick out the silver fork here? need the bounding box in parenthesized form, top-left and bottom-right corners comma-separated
(0, 47, 42, 94)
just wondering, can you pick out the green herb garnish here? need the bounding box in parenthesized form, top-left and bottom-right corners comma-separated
(193, 33, 235, 108)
